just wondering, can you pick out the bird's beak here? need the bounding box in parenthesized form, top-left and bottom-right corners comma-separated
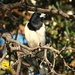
(40, 13, 46, 18)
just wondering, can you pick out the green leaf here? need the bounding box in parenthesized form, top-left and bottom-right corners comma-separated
(52, 5, 57, 10)
(0, 70, 5, 75)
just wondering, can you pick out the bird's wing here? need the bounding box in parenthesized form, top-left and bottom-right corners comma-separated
(24, 23, 39, 48)
(36, 23, 45, 46)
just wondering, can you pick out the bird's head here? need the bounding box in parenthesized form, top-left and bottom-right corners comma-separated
(29, 12, 46, 30)
(30, 12, 45, 21)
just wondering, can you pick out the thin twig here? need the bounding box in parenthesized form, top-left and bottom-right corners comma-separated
(0, 52, 7, 63)
(16, 54, 22, 75)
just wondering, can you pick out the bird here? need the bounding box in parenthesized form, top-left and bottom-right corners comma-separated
(24, 12, 46, 48)
(24, 12, 46, 75)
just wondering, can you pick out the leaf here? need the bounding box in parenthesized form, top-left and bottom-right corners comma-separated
(52, 5, 57, 10)
(0, 70, 5, 75)
(66, 49, 72, 57)
(70, 60, 75, 67)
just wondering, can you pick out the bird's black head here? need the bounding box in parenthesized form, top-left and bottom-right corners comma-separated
(28, 12, 45, 31)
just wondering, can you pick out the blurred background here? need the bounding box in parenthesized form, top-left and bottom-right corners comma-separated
(0, 0, 75, 75)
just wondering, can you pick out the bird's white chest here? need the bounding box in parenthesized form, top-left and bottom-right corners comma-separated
(24, 23, 45, 48)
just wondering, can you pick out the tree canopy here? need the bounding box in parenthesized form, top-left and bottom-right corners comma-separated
(0, 0, 75, 75)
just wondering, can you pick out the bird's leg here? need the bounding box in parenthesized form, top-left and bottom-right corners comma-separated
(39, 42, 41, 47)
(39, 42, 41, 51)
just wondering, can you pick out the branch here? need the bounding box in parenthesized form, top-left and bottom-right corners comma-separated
(1, 1, 23, 11)
(16, 53, 22, 75)
(0, 1, 75, 20)
(12, 9, 31, 20)
(0, 52, 7, 63)
(25, 5, 75, 20)
(44, 49, 52, 66)
(2, 32, 75, 75)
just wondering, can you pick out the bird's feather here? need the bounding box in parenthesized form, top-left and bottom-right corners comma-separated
(24, 12, 46, 48)
(24, 22, 45, 48)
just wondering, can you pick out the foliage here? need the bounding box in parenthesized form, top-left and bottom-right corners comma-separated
(0, 0, 75, 75)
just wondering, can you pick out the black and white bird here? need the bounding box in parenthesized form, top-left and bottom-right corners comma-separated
(24, 12, 46, 48)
